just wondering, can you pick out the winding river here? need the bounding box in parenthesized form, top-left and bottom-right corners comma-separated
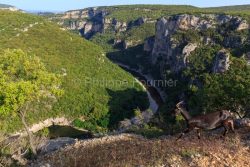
(115, 62, 165, 113)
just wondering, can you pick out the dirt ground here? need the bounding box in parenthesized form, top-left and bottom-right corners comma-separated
(29, 128, 250, 167)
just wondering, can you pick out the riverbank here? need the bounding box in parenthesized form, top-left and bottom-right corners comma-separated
(114, 62, 166, 106)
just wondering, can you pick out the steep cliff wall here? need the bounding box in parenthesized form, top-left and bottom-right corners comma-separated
(56, 7, 157, 39)
(150, 14, 249, 76)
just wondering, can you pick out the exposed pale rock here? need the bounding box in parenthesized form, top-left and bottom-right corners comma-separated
(113, 38, 122, 46)
(182, 43, 198, 65)
(112, 19, 127, 32)
(83, 22, 93, 35)
(13, 117, 71, 137)
(151, 14, 214, 72)
(123, 40, 133, 49)
(69, 20, 87, 30)
(237, 20, 249, 31)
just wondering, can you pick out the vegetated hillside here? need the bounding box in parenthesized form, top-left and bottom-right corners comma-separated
(51, 5, 250, 130)
(50, 5, 250, 68)
(0, 10, 149, 133)
(31, 128, 250, 167)
(205, 5, 250, 13)
(147, 14, 250, 125)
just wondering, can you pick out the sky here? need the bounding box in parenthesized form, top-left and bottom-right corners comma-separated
(1, 0, 250, 12)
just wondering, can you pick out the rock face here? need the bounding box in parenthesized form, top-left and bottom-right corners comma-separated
(118, 110, 154, 131)
(58, 7, 158, 39)
(60, 8, 107, 38)
(38, 137, 76, 154)
(62, 8, 102, 19)
(151, 15, 205, 73)
(237, 20, 249, 31)
(213, 49, 230, 73)
(182, 43, 198, 65)
(149, 14, 248, 76)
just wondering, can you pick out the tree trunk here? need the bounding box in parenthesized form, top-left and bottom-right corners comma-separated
(19, 111, 37, 157)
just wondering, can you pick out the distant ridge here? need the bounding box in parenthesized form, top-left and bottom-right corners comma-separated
(204, 4, 250, 11)
(0, 3, 18, 11)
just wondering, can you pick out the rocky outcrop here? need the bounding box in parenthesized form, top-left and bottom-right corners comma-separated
(236, 20, 249, 31)
(152, 15, 205, 72)
(150, 14, 248, 76)
(61, 8, 107, 38)
(112, 19, 127, 32)
(151, 15, 214, 73)
(118, 110, 154, 131)
(13, 117, 71, 137)
(182, 43, 198, 65)
(213, 49, 230, 73)
(216, 15, 249, 31)
(78, 22, 103, 38)
(223, 35, 247, 48)
(69, 20, 87, 30)
(62, 7, 103, 19)
(59, 8, 158, 39)
(38, 137, 76, 155)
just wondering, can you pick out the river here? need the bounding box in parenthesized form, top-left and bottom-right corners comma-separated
(115, 62, 165, 113)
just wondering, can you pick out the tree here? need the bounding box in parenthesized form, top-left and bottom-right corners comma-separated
(0, 49, 63, 156)
(189, 58, 250, 117)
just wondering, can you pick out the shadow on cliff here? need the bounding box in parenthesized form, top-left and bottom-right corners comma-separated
(107, 44, 151, 69)
(106, 88, 149, 128)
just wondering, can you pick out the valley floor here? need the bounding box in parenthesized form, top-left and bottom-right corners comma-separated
(30, 128, 250, 167)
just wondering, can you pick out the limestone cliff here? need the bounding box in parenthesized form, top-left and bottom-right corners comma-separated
(149, 14, 249, 76)
(57, 8, 156, 39)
